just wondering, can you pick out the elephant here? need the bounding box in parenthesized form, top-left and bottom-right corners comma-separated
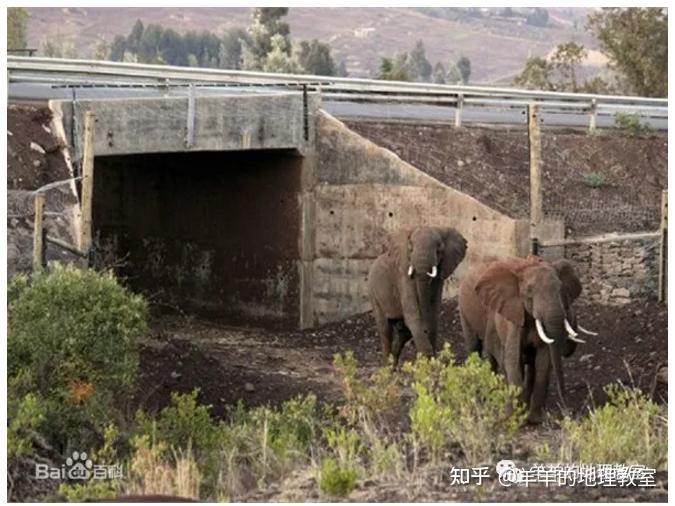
(458, 255, 597, 423)
(368, 226, 467, 366)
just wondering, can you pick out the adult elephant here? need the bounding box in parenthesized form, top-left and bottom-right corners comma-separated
(458, 256, 596, 423)
(368, 226, 467, 366)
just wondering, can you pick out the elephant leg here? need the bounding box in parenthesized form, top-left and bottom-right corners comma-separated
(428, 286, 442, 354)
(392, 321, 413, 367)
(486, 352, 499, 373)
(406, 317, 434, 358)
(522, 348, 536, 408)
(460, 310, 482, 357)
(528, 347, 551, 424)
(503, 328, 524, 388)
(373, 306, 393, 365)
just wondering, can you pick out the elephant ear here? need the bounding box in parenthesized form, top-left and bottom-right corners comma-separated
(438, 227, 467, 279)
(475, 263, 524, 327)
(387, 228, 414, 275)
(551, 259, 582, 303)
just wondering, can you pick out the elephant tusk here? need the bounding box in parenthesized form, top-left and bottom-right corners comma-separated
(535, 319, 555, 344)
(577, 324, 598, 336)
(407, 265, 414, 278)
(564, 319, 579, 337)
(426, 265, 438, 278)
(568, 334, 587, 344)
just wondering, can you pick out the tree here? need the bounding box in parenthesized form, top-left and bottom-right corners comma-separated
(241, 7, 290, 70)
(378, 54, 409, 81)
(336, 60, 349, 77)
(550, 42, 587, 92)
(407, 40, 433, 82)
(432, 62, 446, 84)
(297, 39, 336, 76)
(8, 7, 29, 50)
(262, 34, 301, 73)
(110, 35, 127, 61)
(456, 56, 471, 83)
(126, 19, 145, 54)
(587, 7, 667, 97)
(526, 8, 549, 27)
(513, 56, 554, 90)
(445, 63, 463, 85)
(219, 28, 249, 70)
(93, 39, 110, 60)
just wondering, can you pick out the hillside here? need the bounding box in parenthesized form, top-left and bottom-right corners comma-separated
(24, 7, 600, 83)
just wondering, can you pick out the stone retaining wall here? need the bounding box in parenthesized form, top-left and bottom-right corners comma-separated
(565, 238, 660, 305)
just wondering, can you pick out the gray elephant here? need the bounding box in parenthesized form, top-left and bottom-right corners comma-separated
(458, 255, 596, 423)
(368, 226, 467, 366)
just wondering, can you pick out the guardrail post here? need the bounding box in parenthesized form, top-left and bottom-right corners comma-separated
(79, 112, 95, 257)
(454, 93, 464, 128)
(588, 98, 597, 133)
(528, 104, 543, 251)
(33, 192, 46, 272)
(658, 189, 668, 303)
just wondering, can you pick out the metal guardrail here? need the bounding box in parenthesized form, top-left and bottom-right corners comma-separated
(8, 56, 668, 127)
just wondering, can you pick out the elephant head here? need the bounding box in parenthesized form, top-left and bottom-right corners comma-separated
(388, 226, 467, 354)
(474, 257, 592, 401)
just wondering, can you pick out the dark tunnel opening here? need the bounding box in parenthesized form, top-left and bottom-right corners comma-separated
(93, 149, 303, 328)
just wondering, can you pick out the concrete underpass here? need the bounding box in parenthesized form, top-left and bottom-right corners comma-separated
(44, 90, 525, 330)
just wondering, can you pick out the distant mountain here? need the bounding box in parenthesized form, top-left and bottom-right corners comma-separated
(24, 7, 600, 84)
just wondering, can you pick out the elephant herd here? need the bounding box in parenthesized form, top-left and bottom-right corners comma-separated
(367, 226, 597, 423)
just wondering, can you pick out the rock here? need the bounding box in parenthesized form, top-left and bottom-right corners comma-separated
(457, 160, 465, 167)
(244, 382, 255, 393)
(30, 142, 46, 154)
(170, 371, 182, 379)
(579, 353, 593, 363)
(7, 130, 12, 136)
(42, 124, 52, 134)
(656, 366, 667, 384)
(611, 287, 630, 298)
(32, 160, 41, 168)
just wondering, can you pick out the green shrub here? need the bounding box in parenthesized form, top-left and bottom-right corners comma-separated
(405, 345, 526, 465)
(59, 481, 119, 503)
(582, 171, 607, 188)
(553, 384, 667, 469)
(8, 264, 148, 451)
(319, 457, 358, 497)
(7, 393, 46, 459)
(333, 351, 403, 428)
(614, 112, 654, 135)
(133, 390, 322, 500)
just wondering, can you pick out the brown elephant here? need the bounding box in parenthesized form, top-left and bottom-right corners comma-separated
(458, 255, 596, 423)
(368, 226, 467, 366)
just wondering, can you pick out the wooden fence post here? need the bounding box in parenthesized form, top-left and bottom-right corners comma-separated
(79, 111, 95, 255)
(528, 104, 543, 254)
(658, 189, 668, 303)
(32, 192, 45, 272)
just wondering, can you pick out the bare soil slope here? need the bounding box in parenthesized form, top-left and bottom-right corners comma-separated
(345, 121, 667, 235)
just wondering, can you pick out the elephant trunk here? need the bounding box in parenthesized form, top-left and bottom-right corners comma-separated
(542, 314, 566, 402)
(413, 277, 434, 356)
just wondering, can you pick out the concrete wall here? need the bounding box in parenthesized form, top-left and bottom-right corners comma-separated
(93, 149, 304, 328)
(303, 112, 527, 326)
(50, 92, 319, 157)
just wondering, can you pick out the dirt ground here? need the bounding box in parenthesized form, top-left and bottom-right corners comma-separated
(345, 121, 667, 235)
(135, 297, 667, 501)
